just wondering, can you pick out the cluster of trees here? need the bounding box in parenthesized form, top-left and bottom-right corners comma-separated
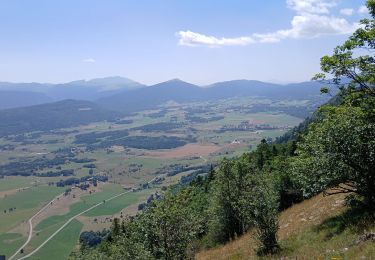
(147, 110, 168, 118)
(0, 156, 67, 177)
(74, 130, 130, 145)
(114, 119, 134, 125)
(35, 169, 74, 177)
(76, 129, 193, 150)
(131, 122, 186, 132)
(56, 175, 108, 187)
(94, 136, 193, 150)
(71, 2, 375, 258)
(185, 114, 224, 123)
(0, 152, 96, 177)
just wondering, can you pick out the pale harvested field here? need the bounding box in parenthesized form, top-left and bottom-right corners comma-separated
(32, 184, 104, 227)
(145, 143, 221, 159)
(77, 190, 148, 232)
(196, 192, 347, 260)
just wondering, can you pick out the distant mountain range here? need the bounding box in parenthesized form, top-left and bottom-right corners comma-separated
(0, 91, 53, 110)
(0, 76, 328, 112)
(0, 77, 331, 136)
(0, 76, 144, 109)
(97, 79, 327, 112)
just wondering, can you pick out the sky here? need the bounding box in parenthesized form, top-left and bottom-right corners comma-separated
(0, 0, 369, 86)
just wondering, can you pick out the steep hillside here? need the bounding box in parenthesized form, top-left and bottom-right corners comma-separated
(0, 90, 53, 110)
(0, 100, 120, 137)
(196, 192, 375, 259)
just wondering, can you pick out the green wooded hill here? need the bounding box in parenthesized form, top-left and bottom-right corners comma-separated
(0, 99, 120, 137)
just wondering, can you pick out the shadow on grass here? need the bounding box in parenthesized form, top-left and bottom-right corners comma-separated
(313, 205, 375, 241)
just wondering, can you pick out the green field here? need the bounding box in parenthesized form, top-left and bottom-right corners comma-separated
(29, 220, 83, 260)
(0, 186, 64, 233)
(35, 184, 135, 231)
(0, 232, 25, 257)
(0, 176, 34, 192)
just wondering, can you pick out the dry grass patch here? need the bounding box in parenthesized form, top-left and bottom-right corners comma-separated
(196, 192, 347, 260)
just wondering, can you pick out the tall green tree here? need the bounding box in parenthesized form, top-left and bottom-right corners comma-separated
(313, 0, 375, 97)
(295, 0, 375, 208)
(292, 95, 375, 207)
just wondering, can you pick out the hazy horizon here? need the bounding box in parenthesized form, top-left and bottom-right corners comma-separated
(0, 75, 310, 86)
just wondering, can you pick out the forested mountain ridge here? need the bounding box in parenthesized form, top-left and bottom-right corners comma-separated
(0, 100, 119, 137)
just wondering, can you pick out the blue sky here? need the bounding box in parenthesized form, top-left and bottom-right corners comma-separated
(0, 0, 368, 85)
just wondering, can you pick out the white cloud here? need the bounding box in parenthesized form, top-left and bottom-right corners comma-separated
(177, 31, 254, 47)
(83, 58, 96, 63)
(254, 13, 358, 42)
(177, 0, 359, 47)
(340, 8, 354, 16)
(358, 5, 369, 14)
(286, 0, 337, 14)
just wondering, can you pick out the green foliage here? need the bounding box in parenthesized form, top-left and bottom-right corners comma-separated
(299, 0, 375, 208)
(313, 0, 375, 97)
(246, 179, 280, 255)
(208, 159, 252, 242)
(292, 93, 375, 207)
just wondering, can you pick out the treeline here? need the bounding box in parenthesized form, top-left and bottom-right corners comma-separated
(86, 135, 194, 151)
(74, 129, 194, 150)
(56, 175, 108, 187)
(35, 169, 74, 177)
(0, 152, 96, 177)
(131, 122, 186, 132)
(74, 130, 130, 145)
(185, 114, 224, 123)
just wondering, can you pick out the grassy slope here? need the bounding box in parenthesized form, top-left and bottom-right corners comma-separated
(196, 192, 375, 259)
